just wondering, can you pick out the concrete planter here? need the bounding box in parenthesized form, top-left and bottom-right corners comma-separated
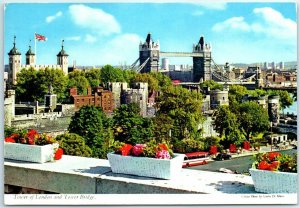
(249, 168, 297, 193)
(4, 143, 54, 163)
(107, 153, 185, 179)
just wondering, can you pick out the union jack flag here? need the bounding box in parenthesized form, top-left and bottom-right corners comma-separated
(35, 33, 47, 41)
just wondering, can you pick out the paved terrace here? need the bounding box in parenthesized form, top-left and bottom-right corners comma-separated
(5, 155, 256, 194)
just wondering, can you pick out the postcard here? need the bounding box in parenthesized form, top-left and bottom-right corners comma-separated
(2, 0, 298, 206)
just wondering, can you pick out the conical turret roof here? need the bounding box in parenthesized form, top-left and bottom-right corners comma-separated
(8, 36, 21, 55)
(57, 40, 68, 56)
(26, 45, 35, 55)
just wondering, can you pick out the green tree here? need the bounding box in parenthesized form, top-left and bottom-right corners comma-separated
(132, 73, 159, 92)
(228, 85, 248, 103)
(238, 101, 269, 140)
(152, 114, 174, 144)
(228, 85, 248, 113)
(214, 105, 244, 148)
(268, 90, 294, 110)
(200, 80, 223, 90)
(15, 67, 68, 102)
(37, 68, 68, 102)
(84, 68, 101, 87)
(112, 103, 154, 144)
(150, 72, 172, 90)
(155, 85, 203, 142)
(100, 65, 124, 83)
(68, 71, 90, 95)
(122, 69, 137, 84)
(56, 133, 92, 157)
(68, 106, 110, 158)
(15, 67, 39, 102)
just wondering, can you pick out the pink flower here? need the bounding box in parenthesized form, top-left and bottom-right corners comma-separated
(155, 150, 171, 159)
(132, 144, 146, 156)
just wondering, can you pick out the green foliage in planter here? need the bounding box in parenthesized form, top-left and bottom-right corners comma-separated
(278, 154, 297, 173)
(4, 126, 19, 137)
(56, 133, 92, 157)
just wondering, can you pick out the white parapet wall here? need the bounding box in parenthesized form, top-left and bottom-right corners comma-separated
(5, 155, 256, 194)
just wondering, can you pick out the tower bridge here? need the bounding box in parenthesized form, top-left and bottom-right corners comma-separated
(133, 33, 259, 86)
(159, 52, 205, 57)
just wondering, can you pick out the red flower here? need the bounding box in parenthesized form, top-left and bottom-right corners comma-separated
(27, 137, 35, 145)
(268, 161, 280, 171)
(132, 144, 145, 156)
(54, 148, 63, 160)
(19, 137, 27, 144)
(154, 143, 169, 152)
(267, 152, 281, 161)
(258, 161, 271, 170)
(10, 133, 19, 140)
(119, 144, 133, 156)
(27, 129, 38, 136)
(5, 137, 16, 143)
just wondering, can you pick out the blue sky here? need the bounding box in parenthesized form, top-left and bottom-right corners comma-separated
(4, 2, 297, 66)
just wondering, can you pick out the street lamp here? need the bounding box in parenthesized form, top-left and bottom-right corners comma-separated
(270, 122, 273, 152)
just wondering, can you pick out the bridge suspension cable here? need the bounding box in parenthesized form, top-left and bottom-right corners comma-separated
(211, 58, 230, 81)
(129, 58, 140, 70)
(136, 57, 150, 73)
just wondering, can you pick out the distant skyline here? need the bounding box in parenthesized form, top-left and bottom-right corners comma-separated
(4, 2, 297, 66)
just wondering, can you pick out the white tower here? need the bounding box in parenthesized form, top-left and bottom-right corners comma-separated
(57, 40, 69, 74)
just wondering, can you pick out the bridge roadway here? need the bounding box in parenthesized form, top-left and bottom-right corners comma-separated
(177, 81, 256, 85)
(159, 51, 205, 57)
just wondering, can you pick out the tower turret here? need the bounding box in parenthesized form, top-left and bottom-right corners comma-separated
(25, 40, 35, 65)
(8, 36, 22, 86)
(57, 40, 69, 74)
(193, 36, 212, 82)
(139, 33, 160, 73)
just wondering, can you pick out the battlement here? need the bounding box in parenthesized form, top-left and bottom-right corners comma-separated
(139, 33, 160, 51)
(139, 41, 160, 51)
(21, 64, 62, 70)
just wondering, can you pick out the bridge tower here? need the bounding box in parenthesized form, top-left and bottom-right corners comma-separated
(193, 36, 212, 82)
(139, 33, 160, 73)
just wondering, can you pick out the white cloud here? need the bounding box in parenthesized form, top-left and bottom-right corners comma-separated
(212, 16, 250, 32)
(65, 36, 81, 41)
(212, 7, 296, 40)
(192, 10, 204, 16)
(194, 2, 227, 10)
(85, 34, 97, 43)
(253, 7, 296, 39)
(46, 11, 62, 23)
(99, 34, 141, 64)
(69, 4, 121, 36)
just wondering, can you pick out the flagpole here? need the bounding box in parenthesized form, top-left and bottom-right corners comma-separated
(34, 32, 37, 63)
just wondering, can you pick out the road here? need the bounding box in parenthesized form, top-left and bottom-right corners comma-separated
(188, 149, 297, 174)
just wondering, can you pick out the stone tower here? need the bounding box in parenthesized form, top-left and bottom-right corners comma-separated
(8, 36, 21, 86)
(57, 40, 69, 74)
(139, 33, 160, 73)
(193, 36, 212, 82)
(25, 42, 35, 65)
(268, 95, 280, 125)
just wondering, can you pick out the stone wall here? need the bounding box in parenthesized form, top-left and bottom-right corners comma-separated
(11, 113, 72, 133)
